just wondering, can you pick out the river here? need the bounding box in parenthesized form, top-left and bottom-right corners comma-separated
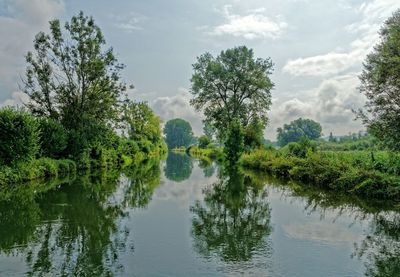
(0, 152, 399, 276)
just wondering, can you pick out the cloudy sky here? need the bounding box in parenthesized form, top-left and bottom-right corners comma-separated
(0, 0, 399, 139)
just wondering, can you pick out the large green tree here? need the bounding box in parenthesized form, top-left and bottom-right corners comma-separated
(357, 10, 400, 150)
(163, 118, 194, 149)
(190, 46, 274, 141)
(123, 101, 162, 144)
(22, 11, 128, 153)
(277, 118, 322, 147)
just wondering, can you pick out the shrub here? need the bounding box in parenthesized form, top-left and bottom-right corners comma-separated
(38, 118, 68, 158)
(287, 138, 317, 158)
(0, 108, 40, 165)
(198, 135, 211, 149)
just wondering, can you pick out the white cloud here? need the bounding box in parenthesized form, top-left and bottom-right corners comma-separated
(0, 91, 29, 107)
(0, 0, 64, 102)
(283, 0, 400, 77)
(150, 88, 204, 135)
(283, 52, 361, 77)
(111, 12, 145, 32)
(209, 5, 287, 40)
(266, 74, 365, 139)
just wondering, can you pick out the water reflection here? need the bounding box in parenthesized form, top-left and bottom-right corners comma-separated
(164, 152, 193, 182)
(1, 156, 400, 276)
(354, 213, 400, 277)
(197, 158, 215, 178)
(190, 165, 272, 262)
(0, 159, 162, 276)
(243, 169, 400, 277)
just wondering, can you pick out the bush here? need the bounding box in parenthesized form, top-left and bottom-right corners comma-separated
(286, 138, 316, 158)
(0, 108, 40, 165)
(198, 135, 211, 149)
(38, 118, 68, 158)
(240, 148, 400, 200)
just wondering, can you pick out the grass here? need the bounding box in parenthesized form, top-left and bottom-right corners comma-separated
(188, 145, 223, 161)
(240, 147, 400, 200)
(0, 158, 77, 186)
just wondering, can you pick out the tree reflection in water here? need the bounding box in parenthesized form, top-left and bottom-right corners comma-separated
(190, 165, 272, 262)
(0, 159, 162, 276)
(246, 169, 400, 277)
(164, 152, 193, 182)
(354, 213, 400, 277)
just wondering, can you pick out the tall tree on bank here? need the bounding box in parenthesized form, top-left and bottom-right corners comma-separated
(22, 11, 129, 154)
(190, 46, 274, 141)
(123, 102, 162, 144)
(357, 10, 400, 151)
(163, 118, 194, 149)
(277, 118, 322, 147)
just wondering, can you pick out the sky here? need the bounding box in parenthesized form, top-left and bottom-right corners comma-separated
(0, 0, 399, 140)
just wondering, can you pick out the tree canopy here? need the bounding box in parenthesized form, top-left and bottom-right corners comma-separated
(22, 11, 128, 154)
(190, 46, 274, 141)
(163, 118, 194, 149)
(357, 9, 400, 150)
(123, 101, 162, 144)
(277, 118, 322, 147)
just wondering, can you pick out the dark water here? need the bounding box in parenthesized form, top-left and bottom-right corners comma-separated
(0, 152, 399, 276)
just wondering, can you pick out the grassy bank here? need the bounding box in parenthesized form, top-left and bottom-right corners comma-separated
(241, 148, 400, 200)
(0, 158, 77, 186)
(0, 140, 167, 187)
(187, 145, 223, 161)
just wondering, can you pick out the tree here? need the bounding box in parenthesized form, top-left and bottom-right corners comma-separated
(328, 132, 337, 143)
(123, 101, 162, 143)
(357, 10, 400, 150)
(190, 46, 274, 141)
(277, 118, 322, 147)
(163, 118, 194, 149)
(22, 11, 128, 154)
(224, 118, 244, 164)
(198, 135, 211, 149)
(244, 117, 264, 149)
(203, 121, 215, 141)
(0, 108, 40, 165)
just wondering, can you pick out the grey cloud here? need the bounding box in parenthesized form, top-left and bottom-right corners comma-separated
(150, 88, 204, 136)
(282, 0, 399, 77)
(0, 0, 64, 103)
(266, 74, 365, 139)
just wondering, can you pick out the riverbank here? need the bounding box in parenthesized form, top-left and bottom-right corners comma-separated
(0, 141, 167, 187)
(187, 145, 223, 160)
(241, 148, 400, 200)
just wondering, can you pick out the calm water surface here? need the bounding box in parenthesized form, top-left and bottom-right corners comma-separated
(0, 152, 399, 276)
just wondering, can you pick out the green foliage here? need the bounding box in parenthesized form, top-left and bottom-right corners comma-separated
(188, 145, 223, 160)
(286, 138, 317, 158)
(357, 10, 400, 150)
(22, 11, 128, 155)
(277, 118, 322, 147)
(198, 135, 211, 149)
(190, 46, 274, 141)
(244, 117, 264, 150)
(0, 108, 40, 166)
(38, 117, 68, 158)
(123, 101, 162, 144)
(0, 158, 76, 186)
(163, 118, 194, 149)
(224, 118, 244, 164)
(318, 134, 378, 151)
(241, 148, 400, 200)
(203, 121, 215, 140)
(164, 152, 193, 182)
